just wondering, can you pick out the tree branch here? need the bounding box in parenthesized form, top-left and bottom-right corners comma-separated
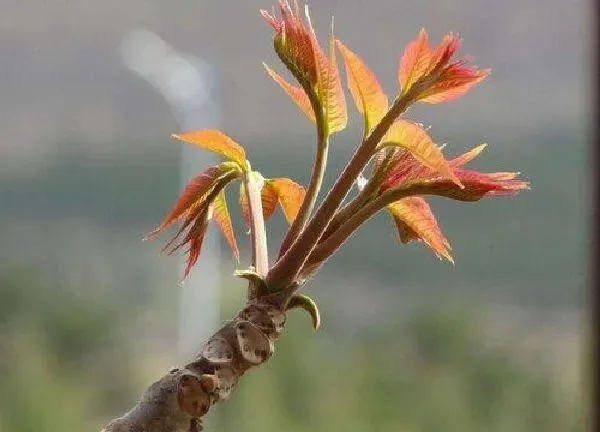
(266, 87, 421, 289)
(320, 149, 396, 242)
(102, 292, 289, 432)
(300, 180, 442, 276)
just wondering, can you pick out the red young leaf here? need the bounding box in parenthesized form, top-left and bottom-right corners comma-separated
(398, 29, 489, 103)
(172, 130, 247, 168)
(263, 2, 347, 135)
(145, 164, 232, 241)
(487, 171, 521, 181)
(316, 30, 347, 134)
(420, 62, 490, 104)
(381, 120, 462, 187)
(180, 215, 210, 283)
(387, 197, 453, 263)
(162, 208, 210, 283)
(427, 32, 461, 75)
(381, 142, 528, 201)
(263, 63, 316, 123)
(450, 143, 487, 167)
(397, 169, 529, 202)
(239, 183, 250, 228)
(262, 0, 319, 85)
(336, 39, 388, 131)
(268, 178, 306, 224)
(146, 163, 241, 282)
(213, 189, 240, 261)
(398, 28, 432, 93)
(261, 182, 280, 221)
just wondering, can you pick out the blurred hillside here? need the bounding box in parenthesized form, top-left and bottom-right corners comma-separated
(0, 0, 589, 164)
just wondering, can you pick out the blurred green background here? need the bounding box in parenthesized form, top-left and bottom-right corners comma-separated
(0, 0, 589, 431)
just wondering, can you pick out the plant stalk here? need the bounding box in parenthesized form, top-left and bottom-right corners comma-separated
(301, 181, 436, 273)
(278, 92, 329, 258)
(244, 170, 269, 280)
(266, 88, 420, 288)
(321, 149, 396, 241)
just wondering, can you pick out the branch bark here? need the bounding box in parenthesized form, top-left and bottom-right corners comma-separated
(102, 292, 290, 432)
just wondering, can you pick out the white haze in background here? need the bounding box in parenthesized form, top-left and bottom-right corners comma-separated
(120, 29, 221, 361)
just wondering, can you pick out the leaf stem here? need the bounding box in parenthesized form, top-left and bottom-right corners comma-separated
(321, 149, 395, 241)
(278, 139, 329, 257)
(267, 88, 420, 288)
(301, 180, 435, 274)
(244, 169, 269, 281)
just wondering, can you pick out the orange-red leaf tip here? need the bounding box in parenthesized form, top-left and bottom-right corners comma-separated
(170, 130, 247, 168)
(399, 28, 489, 103)
(261, 8, 280, 31)
(268, 178, 306, 224)
(336, 38, 388, 130)
(263, 63, 316, 123)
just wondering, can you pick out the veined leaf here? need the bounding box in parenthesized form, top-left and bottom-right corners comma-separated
(451, 143, 487, 167)
(261, 182, 281, 221)
(426, 32, 461, 76)
(336, 39, 388, 132)
(419, 63, 490, 104)
(314, 26, 347, 135)
(398, 28, 432, 93)
(268, 178, 306, 224)
(394, 169, 529, 202)
(213, 189, 240, 261)
(487, 172, 521, 181)
(387, 197, 453, 263)
(380, 120, 462, 187)
(181, 215, 210, 283)
(146, 163, 241, 282)
(172, 130, 247, 168)
(145, 164, 238, 240)
(161, 207, 210, 283)
(263, 63, 316, 123)
(263, 3, 346, 135)
(398, 30, 489, 104)
(262, 0, 319, 86)
(239, 183, 250, 229)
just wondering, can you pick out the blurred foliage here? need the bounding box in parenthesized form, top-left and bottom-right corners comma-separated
(0, 265, 138, 432)
(218, 306, 583, 432)
(0, 262, 583, 432)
